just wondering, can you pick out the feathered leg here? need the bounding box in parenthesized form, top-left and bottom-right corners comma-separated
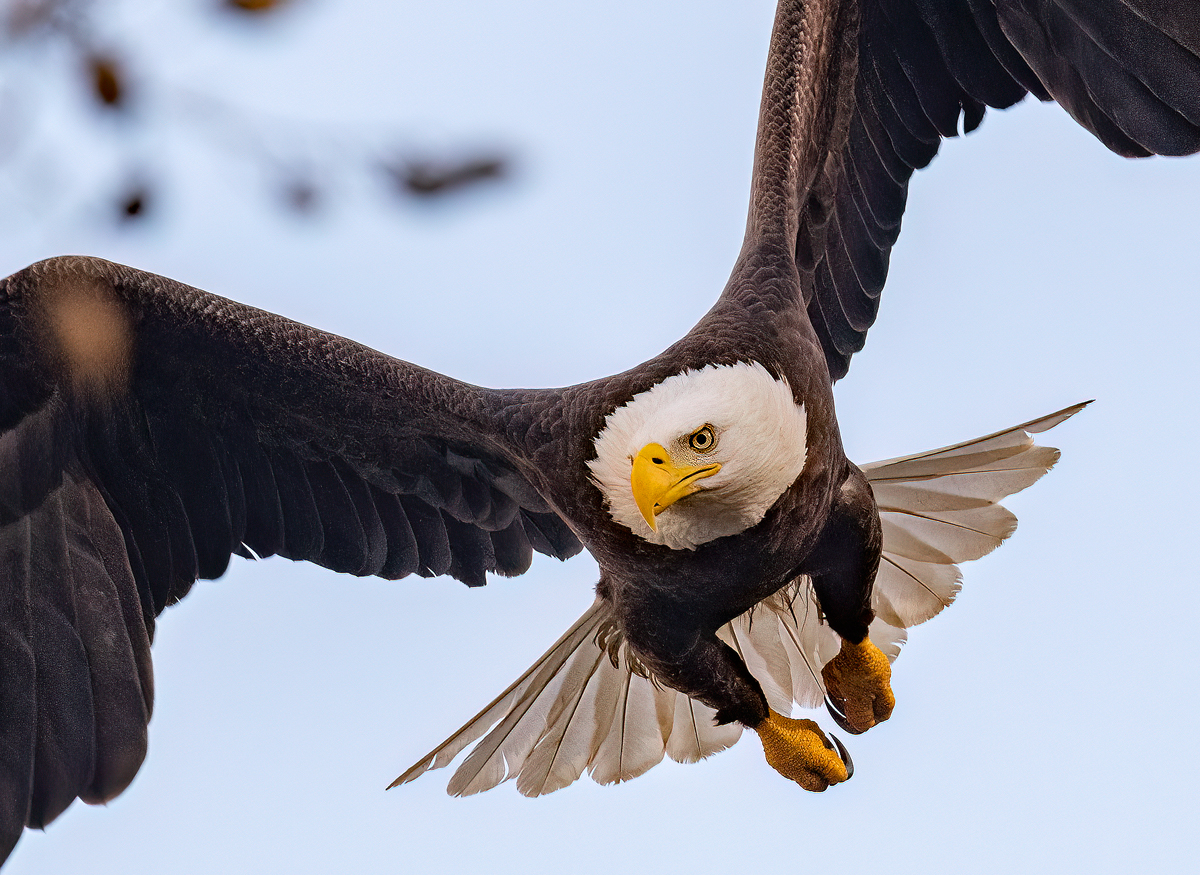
(808, 466, 895, 733)
(614, 584, 851, 791)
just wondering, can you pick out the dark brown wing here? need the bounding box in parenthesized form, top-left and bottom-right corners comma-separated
(733, 0, 1200, 381)
(0, 256, 580, 860)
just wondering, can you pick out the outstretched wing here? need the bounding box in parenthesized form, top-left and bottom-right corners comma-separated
(734, 0, 1200, 380)
(393, 404, 1082, 796)
(0, 256, 581, 858)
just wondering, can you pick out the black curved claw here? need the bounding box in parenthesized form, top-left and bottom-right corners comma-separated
(825, 694, 866, 735)
(829, 733, 854, 782)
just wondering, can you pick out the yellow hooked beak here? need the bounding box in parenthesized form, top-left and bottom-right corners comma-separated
(630, 443, 721, 531)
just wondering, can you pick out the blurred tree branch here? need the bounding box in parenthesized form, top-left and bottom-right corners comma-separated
(0, 0, 512, 227)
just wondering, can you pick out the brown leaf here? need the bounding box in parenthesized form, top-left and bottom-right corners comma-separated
(387, 155, 509, 198)
(88, 55, 123, 108)
(117, 185, 149, 221)
(225, 0, 292, 14)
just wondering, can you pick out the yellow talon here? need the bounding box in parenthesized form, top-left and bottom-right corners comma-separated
(821, 636, 895, 733)
(754, 710, 849, 791)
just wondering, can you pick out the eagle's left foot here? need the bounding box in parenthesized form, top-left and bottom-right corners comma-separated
(754, 711, 851, 791)
(821, 636, 894, 734)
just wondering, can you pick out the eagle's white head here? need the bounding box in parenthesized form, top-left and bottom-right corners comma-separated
(588, 362, 808, 550)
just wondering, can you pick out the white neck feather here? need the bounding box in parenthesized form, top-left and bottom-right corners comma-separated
(588, 362, 808, 550)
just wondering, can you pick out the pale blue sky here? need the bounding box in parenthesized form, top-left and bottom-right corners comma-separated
(5, 2, 1199, 873)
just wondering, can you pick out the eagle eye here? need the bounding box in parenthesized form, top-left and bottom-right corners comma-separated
(688, 425, 716, 453)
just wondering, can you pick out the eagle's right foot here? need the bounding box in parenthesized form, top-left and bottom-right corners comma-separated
(821, 636, 895, 734)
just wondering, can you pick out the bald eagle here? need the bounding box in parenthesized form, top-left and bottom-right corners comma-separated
(2, 0, 1197, 864)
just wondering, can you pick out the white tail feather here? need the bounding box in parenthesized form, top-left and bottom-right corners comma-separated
(588, 671, 669, 786)
(388, 602, 609, 793)
(862, 403, 1085, 629)
(392, 403, 1085, 795)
